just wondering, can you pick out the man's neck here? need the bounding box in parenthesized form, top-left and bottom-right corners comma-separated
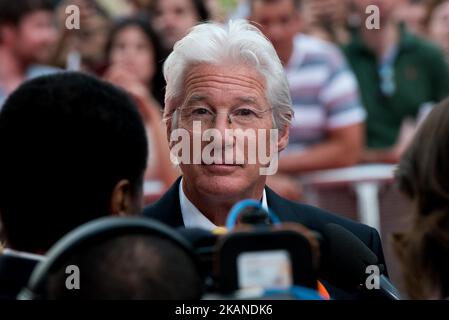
(182, 179, 266, 226)
(0, 47, 27, 94)
(359, 20, 399, 59)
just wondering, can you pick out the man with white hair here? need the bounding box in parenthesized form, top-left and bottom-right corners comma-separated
(143, 20, 387, 299)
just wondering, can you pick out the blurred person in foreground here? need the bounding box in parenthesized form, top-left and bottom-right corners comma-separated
(45, 232, 203, 300)
(143, 20, 387, 299)
(394, 97, 449, 299)
(0, 0, 58, 110)
(249, 0, 365, 200)
(0, 73, 148, 299)
(104, 17, 179, 188)
(343, 0, 449, 164)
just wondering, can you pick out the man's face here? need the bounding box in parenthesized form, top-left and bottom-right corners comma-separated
(168, 63, 287, 199)
(153, 0, 199, 50)
(10, 10, 57, 64)
(396, 2, 427, 36)
(249, 0, 300, 57)
(352, 0, 399, 23)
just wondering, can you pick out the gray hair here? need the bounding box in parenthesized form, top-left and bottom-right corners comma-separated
(163, 20, 293, 132)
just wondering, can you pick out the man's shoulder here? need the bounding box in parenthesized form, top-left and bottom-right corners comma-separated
(142, 178, 184, 227)
(26, 65, 61, 80)
(267, 188, 376, 243)
(405, 33, 448, 64)
(293, 34, 346, 63)
(290, 34, 351, 79)
(294, 34, 337, 53)
(268, 189, 388, 280)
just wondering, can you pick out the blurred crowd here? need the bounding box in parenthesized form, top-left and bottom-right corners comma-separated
(1, 0, 449, 200)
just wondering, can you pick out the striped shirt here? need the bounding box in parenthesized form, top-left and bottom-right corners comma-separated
(284, 35, 365, 154)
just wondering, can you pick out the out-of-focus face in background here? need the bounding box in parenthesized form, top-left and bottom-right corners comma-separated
(6, 9, 57, 65)
(54, 0, 110, 72)
(152, 0, 200, 50)
(301, 0, 350, 43)
(352, 0, 399, 24)
(126, 0, 154, 14)
(428, 0, 449, 55)
(249, 0, 301, 64)
(396, 0, 428, 36)
(109, 25, 155, 85)
(303, 0, 346, 28)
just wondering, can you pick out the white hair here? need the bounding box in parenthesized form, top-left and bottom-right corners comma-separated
(163, 19, 293, 132)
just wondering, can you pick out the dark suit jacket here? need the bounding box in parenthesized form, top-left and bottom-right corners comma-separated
(143, 178, 388, 300)
(0, 253, 40, 300)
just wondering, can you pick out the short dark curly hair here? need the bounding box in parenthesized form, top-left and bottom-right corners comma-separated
(0, 72, 148, 252)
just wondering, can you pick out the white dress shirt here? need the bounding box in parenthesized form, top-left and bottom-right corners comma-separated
(179, 179, 268, 231)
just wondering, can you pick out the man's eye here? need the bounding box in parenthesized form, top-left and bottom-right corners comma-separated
(175, 7, 186, 15)
(234, 108, 256, 117)
(280, 15, 292, 25)
(191, 107, 211, 116)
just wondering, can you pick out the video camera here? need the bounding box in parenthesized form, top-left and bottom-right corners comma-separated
(179, 200, 325, 300)
(178, 199, 400, 300)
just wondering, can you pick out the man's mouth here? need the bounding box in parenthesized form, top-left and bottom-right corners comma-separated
(201, 163, 243, 174)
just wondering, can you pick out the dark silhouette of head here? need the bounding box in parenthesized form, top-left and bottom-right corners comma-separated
(0, 72, 148, 253)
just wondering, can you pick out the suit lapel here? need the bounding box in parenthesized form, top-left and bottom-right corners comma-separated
(144, 177, 185, 228)
(265, 186, 309, 226)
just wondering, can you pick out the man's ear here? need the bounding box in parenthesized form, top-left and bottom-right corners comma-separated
(166, 118, 172, 146)
(277, 126, 290, 153)
(164, 99, 177, 146)
(110, 179, 134, 216)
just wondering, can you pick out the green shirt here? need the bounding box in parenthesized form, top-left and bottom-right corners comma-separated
(343, 28, 449, 148)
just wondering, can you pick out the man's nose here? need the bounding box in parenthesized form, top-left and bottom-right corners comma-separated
(212, 112, 233, 133)
(212, 113, 235, 153)
(163, 12, 177, 28)
(210, 112, 234, 147)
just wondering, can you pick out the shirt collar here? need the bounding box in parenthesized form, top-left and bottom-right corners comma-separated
(179, 178, 268, 231)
